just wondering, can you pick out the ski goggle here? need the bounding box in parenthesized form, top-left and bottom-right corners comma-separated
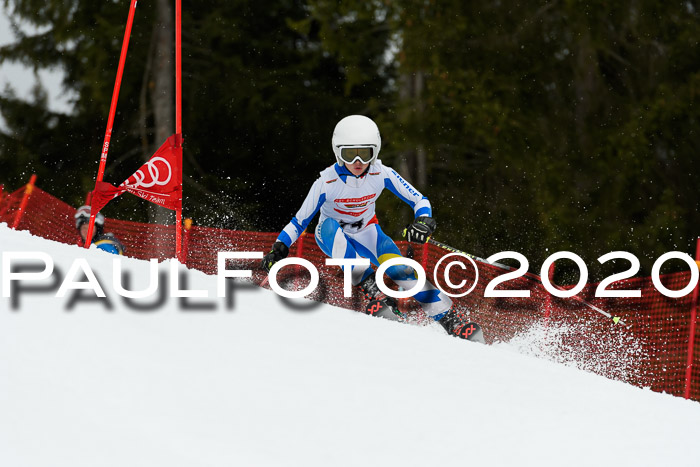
(339, 147, 374, 164)
(74, 206, 104, 229)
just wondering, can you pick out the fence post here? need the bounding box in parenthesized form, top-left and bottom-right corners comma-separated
(0, 186, 9, 219)
(181, 218, 193, 265)
(11, 174, 37, 229)
(293, 230, 306, 291)
(540, 261, 556, 351)
(420, 242, 429, 271)
(543, 262, 556, 325)
(684, 237, 700, 399)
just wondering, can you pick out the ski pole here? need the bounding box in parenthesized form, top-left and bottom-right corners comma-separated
(426, 237, 630, 328)
(427, 238, 511, 270)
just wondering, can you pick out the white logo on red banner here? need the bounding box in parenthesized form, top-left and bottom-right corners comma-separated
(125, 156, 173, 189)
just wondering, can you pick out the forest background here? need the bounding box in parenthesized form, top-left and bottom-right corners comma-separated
(1, 0, 698, 281)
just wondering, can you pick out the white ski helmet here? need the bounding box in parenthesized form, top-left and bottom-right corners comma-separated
(74, 205, 105, 230)
(332, 115, 381, 166)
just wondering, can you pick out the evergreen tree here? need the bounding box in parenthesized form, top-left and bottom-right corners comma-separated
(367, 0, 700, 278)
(0, 0, 392, 230)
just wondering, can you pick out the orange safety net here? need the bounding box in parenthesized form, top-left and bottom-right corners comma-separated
(1, 182, 698, 401)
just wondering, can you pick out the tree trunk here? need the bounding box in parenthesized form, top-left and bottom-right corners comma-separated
(572, 28, 601, 157)
(397, 70, 427, 190)
(148, 0, 175, 230)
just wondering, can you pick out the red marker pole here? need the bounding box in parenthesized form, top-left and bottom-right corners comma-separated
(85, 0, 139, 248)
(175, 0, 184, 261)
(11, 174, 37, 229)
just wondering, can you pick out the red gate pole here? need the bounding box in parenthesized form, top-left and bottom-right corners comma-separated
(84, 0, 139, 248)
(11, 174, 37, 229)
(175, 0, 184, 262)
(684, 237, 700, 399)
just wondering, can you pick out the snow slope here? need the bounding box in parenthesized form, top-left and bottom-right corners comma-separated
(1, 224, 699, 467)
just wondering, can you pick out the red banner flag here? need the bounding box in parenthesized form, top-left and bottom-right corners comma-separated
(91, 134, 182, 214)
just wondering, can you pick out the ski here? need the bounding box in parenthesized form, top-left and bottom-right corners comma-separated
(364, 299, 486, 344)
(451, 322, 486, 344)
(365, 299, 402, 321)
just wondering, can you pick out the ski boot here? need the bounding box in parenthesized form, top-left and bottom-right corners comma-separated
(358, 272, 402, 321)
(437, 309, 485, 343)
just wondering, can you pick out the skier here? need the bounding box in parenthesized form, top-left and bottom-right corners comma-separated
(262, 115, 483, 342)
(74, 205, 126, 255)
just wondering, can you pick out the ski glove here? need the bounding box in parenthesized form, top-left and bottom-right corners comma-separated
(261, 241, 290, 272)
(403, 216, 436, 244)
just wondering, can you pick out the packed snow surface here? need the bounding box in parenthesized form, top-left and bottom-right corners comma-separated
(1, 224, 699, 466)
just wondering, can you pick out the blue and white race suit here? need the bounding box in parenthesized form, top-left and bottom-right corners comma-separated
(276, 160, 452, 319)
